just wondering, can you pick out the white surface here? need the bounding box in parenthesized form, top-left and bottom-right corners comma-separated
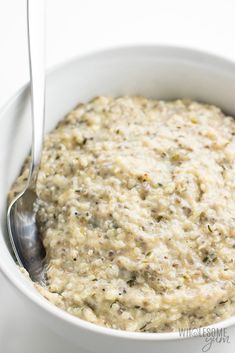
(1, 0, 235, 352)
(1, 0, 235, 108)
(0, 273, 83, 353)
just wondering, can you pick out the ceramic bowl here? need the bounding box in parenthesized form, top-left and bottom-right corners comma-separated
(0, 46, 235, 353)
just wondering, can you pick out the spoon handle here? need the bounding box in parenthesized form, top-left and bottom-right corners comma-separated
(27, 0, 45, 186)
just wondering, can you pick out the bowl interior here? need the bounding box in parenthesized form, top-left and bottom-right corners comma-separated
(1, 45, 235, 335)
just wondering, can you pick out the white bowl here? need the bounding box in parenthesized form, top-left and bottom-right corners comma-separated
(0, 45, 235, 353)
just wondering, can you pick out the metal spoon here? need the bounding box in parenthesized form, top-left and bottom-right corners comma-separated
(7, 0, 46, 283)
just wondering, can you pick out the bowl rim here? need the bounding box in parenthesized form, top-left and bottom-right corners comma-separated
(1, 44, 235, 341)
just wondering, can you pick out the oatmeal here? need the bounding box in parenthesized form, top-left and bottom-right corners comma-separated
(9, 96, 235, 332)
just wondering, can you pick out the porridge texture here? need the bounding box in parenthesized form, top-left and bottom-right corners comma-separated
(9, 96, 235, 332)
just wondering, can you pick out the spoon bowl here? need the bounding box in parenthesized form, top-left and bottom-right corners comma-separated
(7, 188, 46, 283)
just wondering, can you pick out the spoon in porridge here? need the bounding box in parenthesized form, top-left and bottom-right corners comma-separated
(7, 0, 46, 283)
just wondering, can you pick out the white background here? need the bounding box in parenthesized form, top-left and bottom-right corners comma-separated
(1, 0, 235, 107)
(0, 0, 235, 351)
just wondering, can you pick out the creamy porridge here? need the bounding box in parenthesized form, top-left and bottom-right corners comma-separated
(9, 96, 235, 332)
